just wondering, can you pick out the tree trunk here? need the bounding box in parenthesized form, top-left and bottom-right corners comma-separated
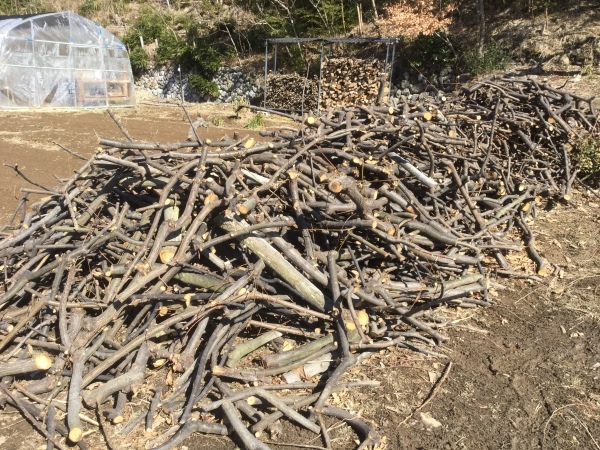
(476, 0, 485, 57)
(371, 0, 378, 20)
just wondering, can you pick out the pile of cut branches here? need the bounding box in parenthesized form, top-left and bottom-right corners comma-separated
(0, 77, 597, 450)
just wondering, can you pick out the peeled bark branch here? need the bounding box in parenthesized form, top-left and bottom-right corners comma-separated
(216, 215, 325, 310)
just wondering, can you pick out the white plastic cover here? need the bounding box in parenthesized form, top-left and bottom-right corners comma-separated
(0, 11, 135, 108)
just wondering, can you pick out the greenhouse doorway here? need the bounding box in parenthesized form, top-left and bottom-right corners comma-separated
(0, 11, 135, 109)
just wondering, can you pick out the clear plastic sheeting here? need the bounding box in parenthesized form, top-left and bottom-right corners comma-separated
(0, 11, 135, 108)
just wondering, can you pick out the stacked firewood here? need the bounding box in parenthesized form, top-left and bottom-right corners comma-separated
(266, 58, 385, 111)
(320, 57, 385, 108)
(265, 73, 318, 111)
(0, 78, 598, 450)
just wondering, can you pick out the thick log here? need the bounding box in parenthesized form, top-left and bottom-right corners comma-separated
(0, 354, 52, 377)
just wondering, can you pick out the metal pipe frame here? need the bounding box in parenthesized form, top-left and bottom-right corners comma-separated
(317, 40, 325, 113)
(262, 37, 401, 112)
(263, 40, 268, 107)
(388, 41, 397, 95)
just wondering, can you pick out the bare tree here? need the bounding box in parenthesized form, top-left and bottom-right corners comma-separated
(476, 0, 485, 57)
(270, 0, 301, 38)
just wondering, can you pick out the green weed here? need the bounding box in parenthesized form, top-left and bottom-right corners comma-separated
(246, 113, 265, 130)
(462, 39, 508, 75)
(575, 136, 600, 185)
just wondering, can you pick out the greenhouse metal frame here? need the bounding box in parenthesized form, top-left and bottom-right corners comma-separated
(0, 11, 135, 109)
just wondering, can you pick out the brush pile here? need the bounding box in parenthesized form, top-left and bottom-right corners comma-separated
(0, 77, 598, 450)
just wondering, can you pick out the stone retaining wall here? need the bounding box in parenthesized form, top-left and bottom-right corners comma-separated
(135, 64, 460, 105)
(135, 66, 260, 103)
(389, 68, 469, 104)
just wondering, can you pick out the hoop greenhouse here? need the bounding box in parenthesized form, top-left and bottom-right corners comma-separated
(0, 11, 135, 108)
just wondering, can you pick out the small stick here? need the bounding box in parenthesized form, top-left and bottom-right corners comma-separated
(107, 109, 134, 142)
(542, 402, 586, 449)
(181, 104, 202, 145)
(11, 382, 99, 426)
(145, 385, 163, 432)
(213, 342, 336, 382)
(262, 442, 329, 450)
(226, 330, 282, 368)
(96, 405, 118, 450)
(567, 410, 600, 450)
(67, 348, 85, 443)
(257, 388, 320, 434)
(150, 420, 228, 450)
(221, 400, 271, 450)
(214, 378, 262, 425)
(261, 335, 334, 368)
(311, 251, 357, 417)
(118, 411, 146, 436)
(103, 392, 127, 424)
(46, 403, 56, 450)
(0, 384, 69, 450)
(83, 342, 150, 406)
(248, 320, 321, 338)
(321, 406, 379, 449)
(54, 142, 87, 160)
(317, 415, 332, 450)
(396, 361, 453, 427)
(3, 163, 53, 191)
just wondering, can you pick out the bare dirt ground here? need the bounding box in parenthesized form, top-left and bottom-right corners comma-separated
(0, 100, 275, 224)
(0, 74, 599, 450)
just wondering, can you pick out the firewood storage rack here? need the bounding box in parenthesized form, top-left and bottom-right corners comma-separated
(263, 37, 400, 113)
